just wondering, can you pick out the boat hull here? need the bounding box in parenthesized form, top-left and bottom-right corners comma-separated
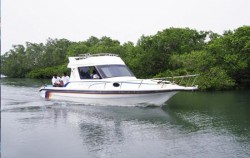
(38, 54, 199, 106)
(39, 89, 178, 106)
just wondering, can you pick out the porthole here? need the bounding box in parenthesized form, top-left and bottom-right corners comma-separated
(113, 82, 120, 87)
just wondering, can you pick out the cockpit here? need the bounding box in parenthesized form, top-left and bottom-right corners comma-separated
(78, 65, 135, 79)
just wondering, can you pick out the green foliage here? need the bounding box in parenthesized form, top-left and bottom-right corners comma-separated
(67, 42, 89, 57)
(138, 28, 206, 54)
(1, 26, 250, 90)
(27, 64, 68, 79)
(153, 69, 189, 78)
(1, 45, 29, 78)
(133, 28, 207, 77)
(206, 26, 250, 86)
(169, 51, 216, 72)
(1, 38, 72, 78)
(88, 36, 122, 54)
(169, 50, 235, 90)
(199, 67, 235, 90)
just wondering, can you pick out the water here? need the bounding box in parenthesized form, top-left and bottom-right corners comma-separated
(1, 78, 250, 158)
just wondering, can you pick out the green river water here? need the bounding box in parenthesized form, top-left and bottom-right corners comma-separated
(1, 78, 250, 158)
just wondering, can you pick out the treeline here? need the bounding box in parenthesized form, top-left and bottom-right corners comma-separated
(1, 26, 250, 90)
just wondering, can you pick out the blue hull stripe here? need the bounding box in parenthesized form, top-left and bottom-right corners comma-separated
(40, 89, 184, 95)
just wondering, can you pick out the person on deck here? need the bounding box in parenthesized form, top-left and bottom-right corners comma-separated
(52, 74, 61, 87)
(61, 72, 70, 86)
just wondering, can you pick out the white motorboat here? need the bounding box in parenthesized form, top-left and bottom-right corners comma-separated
(39, 53, 198, 106)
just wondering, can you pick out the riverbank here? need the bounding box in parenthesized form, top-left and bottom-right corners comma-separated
(1, 26, 250, 90)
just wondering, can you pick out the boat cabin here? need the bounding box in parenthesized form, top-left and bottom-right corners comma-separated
(67, 54, 136, 81)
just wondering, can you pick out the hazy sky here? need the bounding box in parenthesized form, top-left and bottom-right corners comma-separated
(1, 0, 250, 54)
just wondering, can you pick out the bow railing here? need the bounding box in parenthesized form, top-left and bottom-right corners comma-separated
(152, 74, 199, 87)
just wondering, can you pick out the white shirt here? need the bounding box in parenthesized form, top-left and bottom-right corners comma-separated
(52, 76, 56, 85)
(61, 75, 70, 85)
(93, 74, 100, 79)
(52, 76, 61, 85)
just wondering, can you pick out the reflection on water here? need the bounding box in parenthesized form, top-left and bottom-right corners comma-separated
(1, 78, 250, 158)
(166, 92, 250, 138)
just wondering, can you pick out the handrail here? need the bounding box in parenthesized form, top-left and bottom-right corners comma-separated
(152, 74, 199, 80)
(138, 80, 143, 88)
(87, 80, 147, 89)
(77, 53, 119, 59)
(87, 74, 199, 89)
(152, 74, 199, 87)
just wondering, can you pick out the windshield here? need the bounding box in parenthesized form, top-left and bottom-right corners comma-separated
(96, 65, 135, 78)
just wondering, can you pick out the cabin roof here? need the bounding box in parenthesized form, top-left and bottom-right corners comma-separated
(67, 53, 125, 68)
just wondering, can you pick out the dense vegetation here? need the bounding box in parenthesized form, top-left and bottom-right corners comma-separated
(1, 26, 250, 90)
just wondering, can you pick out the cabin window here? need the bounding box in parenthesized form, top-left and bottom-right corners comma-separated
(78, 66, 101, 79)
(96, 65, 134, 78)
(78, 67, 91, 79)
